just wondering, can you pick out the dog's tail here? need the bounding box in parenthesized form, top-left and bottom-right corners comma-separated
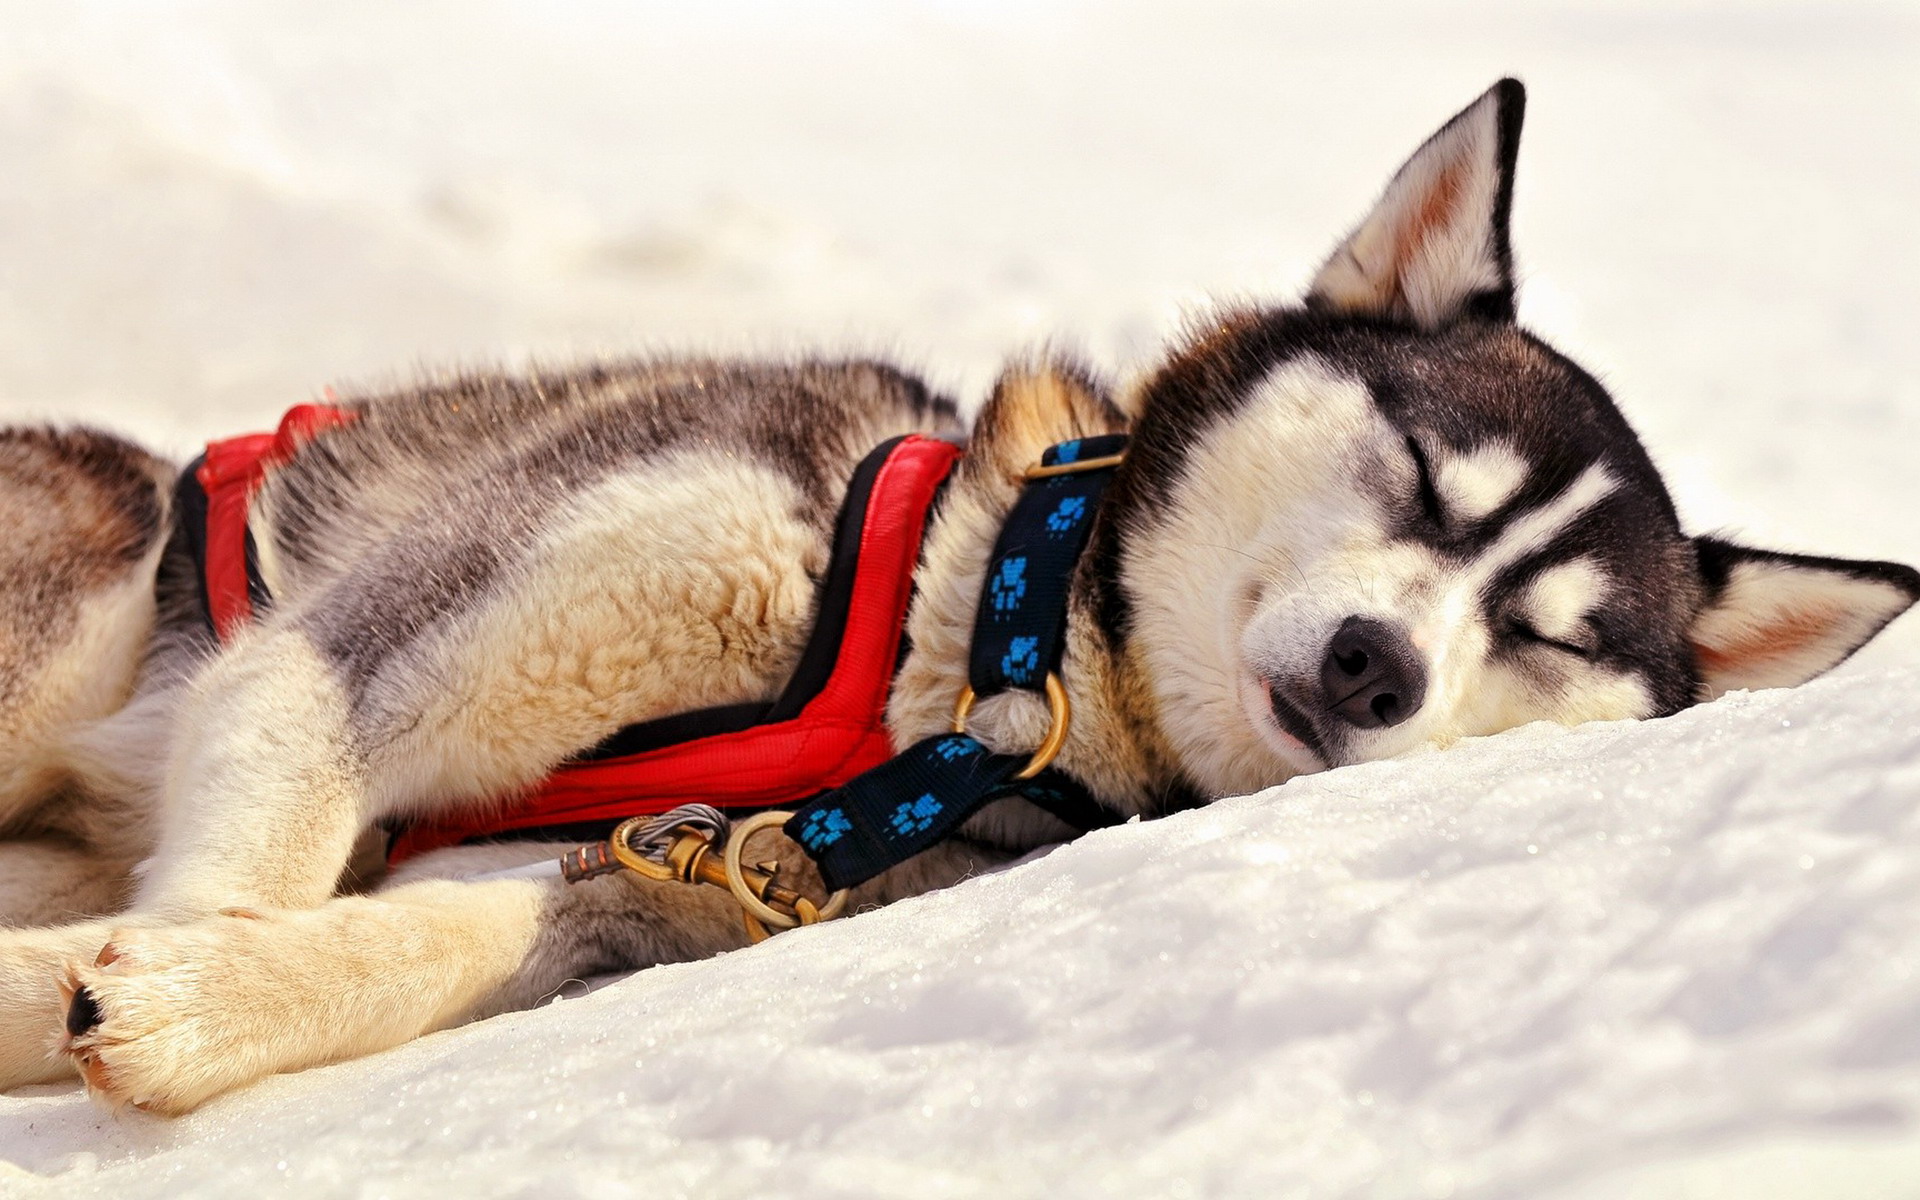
(0, 427, 174, 836)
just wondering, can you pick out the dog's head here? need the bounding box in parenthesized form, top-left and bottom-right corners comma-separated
(1096, 79, 1920, 795)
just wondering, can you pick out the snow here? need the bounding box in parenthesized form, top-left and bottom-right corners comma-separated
(2, 2, 1917, 1196)
(6, 674, 1920, 1198)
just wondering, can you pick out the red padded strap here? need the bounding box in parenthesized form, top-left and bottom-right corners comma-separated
(386, 435, 963, 863)
(198, 402, 357, 641)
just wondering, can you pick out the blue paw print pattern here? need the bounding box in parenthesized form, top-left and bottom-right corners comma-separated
(933, 736, 979, 762)
(797, 807, 853, 851)
(990, 555, 1028, 617)
(890, 793, 943, 838)
(1001, 635, 1040, 685)
(1052, 439, 1082, 464)
(1045, 495, 1088, 537)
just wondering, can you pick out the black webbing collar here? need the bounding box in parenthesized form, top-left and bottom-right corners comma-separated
(786, 434, 1131, 892)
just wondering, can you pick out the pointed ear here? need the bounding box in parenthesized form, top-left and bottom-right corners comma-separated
(1689, 537, 1920, 698)
(1307, 78, 1525, 329)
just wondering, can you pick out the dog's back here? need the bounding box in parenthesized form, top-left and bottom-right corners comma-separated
(241, 359, 957, 805)
(249, 359, 956, 608)
(3, 359, 960, 908)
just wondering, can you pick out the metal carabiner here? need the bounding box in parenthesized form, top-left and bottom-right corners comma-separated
(604, 810, 849, 944)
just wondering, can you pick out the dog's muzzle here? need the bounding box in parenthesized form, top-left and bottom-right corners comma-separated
(1319, 616, 1427, 730)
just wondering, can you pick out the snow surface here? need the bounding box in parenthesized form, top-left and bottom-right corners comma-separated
(6, 674, 1920, 1199)
(2, 2, 1918, 1196)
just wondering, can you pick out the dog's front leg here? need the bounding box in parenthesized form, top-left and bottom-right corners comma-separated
(134, 630, 369, 916)
(0, 630, 367, 1091)
(57, 870, 747, 1114)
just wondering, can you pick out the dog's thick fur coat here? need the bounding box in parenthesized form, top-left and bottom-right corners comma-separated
(1, 81, 1915, 1113)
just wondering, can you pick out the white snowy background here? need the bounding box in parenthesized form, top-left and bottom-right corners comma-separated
(2, 2, 1918, 1196)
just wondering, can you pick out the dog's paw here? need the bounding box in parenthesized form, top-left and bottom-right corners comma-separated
(61, 910, 301, 1115)
(0, 920, 133, 1091)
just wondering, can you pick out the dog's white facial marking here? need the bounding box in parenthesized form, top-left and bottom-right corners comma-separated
(1126, 355, 1390, 795)
(1219, 449, 1649, 778)
(1517, 557, 1607, 643)
(1470, 462, 1616, 589)
(1434, 439, 1528, 523)
(1449, 551, 1649, 735)
(1390, 464, 1621, 742)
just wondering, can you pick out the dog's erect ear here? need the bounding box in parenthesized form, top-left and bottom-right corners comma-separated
(1689, 537, 1920, 698)
(1307, 78, 1526, 330)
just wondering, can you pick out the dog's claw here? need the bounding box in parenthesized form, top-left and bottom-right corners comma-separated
(66, 984, 103, 1037)
(72, 1049, 122, 1108)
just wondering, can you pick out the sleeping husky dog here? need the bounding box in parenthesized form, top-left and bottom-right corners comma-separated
(1, 80, 1914, 1114)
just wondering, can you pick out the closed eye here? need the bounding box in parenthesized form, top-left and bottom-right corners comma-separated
(1406, 436, 1444, 528)
(1504, 617, 1597, 660)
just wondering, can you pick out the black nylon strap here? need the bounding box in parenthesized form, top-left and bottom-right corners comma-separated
(1014, 774, 1128, 834)
(968, 435, 1129, 696)
(788, 434, 1129, 891)
(787, 733, 1024, 882)
(174, 455, 220, 640)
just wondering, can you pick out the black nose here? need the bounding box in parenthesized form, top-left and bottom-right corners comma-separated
(1320, 616, 1427, 730)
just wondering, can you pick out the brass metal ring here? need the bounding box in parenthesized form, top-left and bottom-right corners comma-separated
(608, 816, 680, 882)
(722, 811, 850, 931)
(950, 671, 1071, 780)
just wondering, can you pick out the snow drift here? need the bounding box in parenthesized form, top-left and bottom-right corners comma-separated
(3, 1, 1918, 1195)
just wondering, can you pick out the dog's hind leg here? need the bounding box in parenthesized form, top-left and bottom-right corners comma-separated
(0, 841, 133, 928)
(0, 428, 169, 819)
(0, 683, 178, 932)
(0, 429, 171, 1090)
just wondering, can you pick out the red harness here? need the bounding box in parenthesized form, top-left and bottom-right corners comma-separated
(193, 402, 359, 640)
(185, 405, 962, 864)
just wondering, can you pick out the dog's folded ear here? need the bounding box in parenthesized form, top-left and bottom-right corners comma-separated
(968, 357, 1129, 481)
(1688, 537, 1920, 698)
(1307, 78, 1526, 330)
